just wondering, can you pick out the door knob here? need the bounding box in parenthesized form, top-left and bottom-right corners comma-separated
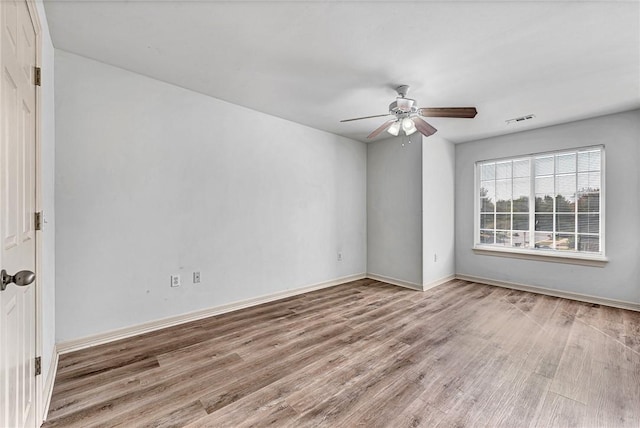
(1, 269, 35, 291)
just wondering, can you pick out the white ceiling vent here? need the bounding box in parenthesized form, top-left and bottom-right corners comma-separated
(506, 114, 536, 124)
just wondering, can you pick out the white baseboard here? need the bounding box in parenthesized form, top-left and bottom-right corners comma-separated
(456, 274, 640, 312)
(423, 274, 456, 291)
(41, 344, 58, 422)
(366, 273, 422, 291)
(366, 273, 456, 292)
(57, 273, 367, 355)
(59, 271, 636, 359)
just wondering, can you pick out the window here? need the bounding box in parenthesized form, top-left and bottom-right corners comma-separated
(475, 146, 604, 259)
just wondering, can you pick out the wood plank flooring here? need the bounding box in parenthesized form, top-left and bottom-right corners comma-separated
(43, 279, 640, 427)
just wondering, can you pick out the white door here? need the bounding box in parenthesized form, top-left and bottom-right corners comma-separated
(0, 0, 38, 426)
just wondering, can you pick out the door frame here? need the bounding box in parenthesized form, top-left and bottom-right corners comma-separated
(23, 1, 43, 425)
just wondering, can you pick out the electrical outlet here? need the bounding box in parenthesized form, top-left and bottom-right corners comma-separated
(337, 252, 343, 262)
(171, 274, 181, 287)
(193, 271, 201, 284)
(434, 254, 438, 262)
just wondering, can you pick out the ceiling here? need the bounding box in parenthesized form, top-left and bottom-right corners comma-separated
(43, 0, 640, 143)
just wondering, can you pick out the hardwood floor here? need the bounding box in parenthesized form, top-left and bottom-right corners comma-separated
(43, 279, 640, 427)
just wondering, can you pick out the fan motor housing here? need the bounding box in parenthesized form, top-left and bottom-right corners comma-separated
(389, 98, 418, 116)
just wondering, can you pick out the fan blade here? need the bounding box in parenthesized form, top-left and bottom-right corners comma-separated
(340, 114, 392, 123)
(418, 107, 477, 118)
(412, 117, 438, 137)
(367, 120, 396, 139)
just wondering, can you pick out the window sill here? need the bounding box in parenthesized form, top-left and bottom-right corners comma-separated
(472, 246, 608, 267)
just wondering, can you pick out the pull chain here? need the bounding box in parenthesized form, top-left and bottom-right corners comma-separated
(401, 134, 413, 147)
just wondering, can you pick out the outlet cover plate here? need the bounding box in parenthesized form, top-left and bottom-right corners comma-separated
(171, 275, 181, 287)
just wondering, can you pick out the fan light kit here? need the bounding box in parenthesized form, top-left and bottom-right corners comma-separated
(387, 121, 400, 136)
(401, 117, 417, 135)
(340, 85, 478, 140)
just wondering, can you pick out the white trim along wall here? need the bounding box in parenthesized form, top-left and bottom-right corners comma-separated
(456, 274, 640, 312)
(57, 273, 365, 354)
(45, 271, 639, 416)
(55, 271, 639, 357)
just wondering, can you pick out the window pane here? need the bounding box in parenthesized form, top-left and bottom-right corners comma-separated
(480, 180, 495, 200)
(580, 172, 601, 192)
(496, 200, 511, 212)
(556, 175, 576, 212)
(481, 198, 495, 213)
(513, 159, 529, 178)
(534, 232, 553, 249)
(577, 192, 599, 213)
(578, 235, 599, 252)
(555, 195, 575, 213)
(578, 150, 601, 172)
(556, 175, 576, 195)
(589, 151, 601, 171)
(513, 197, 528, 213)
(481, 163, 495, 180)
(555, 234, 575, 251)
(495, 231, 511, 246)
(577, 173, 588, 192)
(496, 214, 511, 230)
(480, 230, 495, 244)
(556, 214, 575, 232)
(535, 176, 554, 194)
(578, 214, 599, 233)
(480, 214, 495, 229)
(496, 161, 512, 179)
(513, 177, 529, 196)
(513, 178, 529, 212)
(535, 194, 554, 212)
(495, 179, 511, 212)
(535, 214, 553, 231)
(556, 153, 576, 174)
(513, 214, 529, 231)
(535, 156, 554, 176)
(511, 231, 529, 248)
(589, 172, 601, 190)
(578, 152, 590, 172)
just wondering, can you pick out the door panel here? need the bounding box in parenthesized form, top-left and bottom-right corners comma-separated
(0, 0, 38, 426)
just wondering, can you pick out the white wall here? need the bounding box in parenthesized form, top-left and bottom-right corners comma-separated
(35, 0, 56, 394)
(54, 51, 367, 342)
(456, 110, 640, 304)
(367, 134, 423, 288)
(422, 135, 456, 286)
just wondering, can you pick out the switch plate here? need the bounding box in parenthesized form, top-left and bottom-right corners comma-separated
(193, 272, 201, 283)
(337, 252, 343, 261)
(171, 275, 181, 287)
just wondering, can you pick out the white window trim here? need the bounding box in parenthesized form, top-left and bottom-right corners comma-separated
(473, 145, 606, 265)
(472, 246, 608, 267)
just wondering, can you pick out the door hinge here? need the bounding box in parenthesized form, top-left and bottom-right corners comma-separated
(34, 67, 41, 86)
(35, 356, 41, 376)
(34, 211, 42, 231)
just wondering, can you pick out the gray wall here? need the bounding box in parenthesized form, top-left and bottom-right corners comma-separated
(367, 134, 423, 287)
(367, 133, 457, 289)
(55, 51, 367, 342)
(422, 135, 456, 286)
(456, 110, 640, 303)
(35, 0, 56, 388)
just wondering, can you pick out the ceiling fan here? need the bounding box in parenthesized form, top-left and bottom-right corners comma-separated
(340, 85, 478, 139)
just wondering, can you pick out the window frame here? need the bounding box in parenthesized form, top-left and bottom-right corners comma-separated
(473, 145, 607, 266)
